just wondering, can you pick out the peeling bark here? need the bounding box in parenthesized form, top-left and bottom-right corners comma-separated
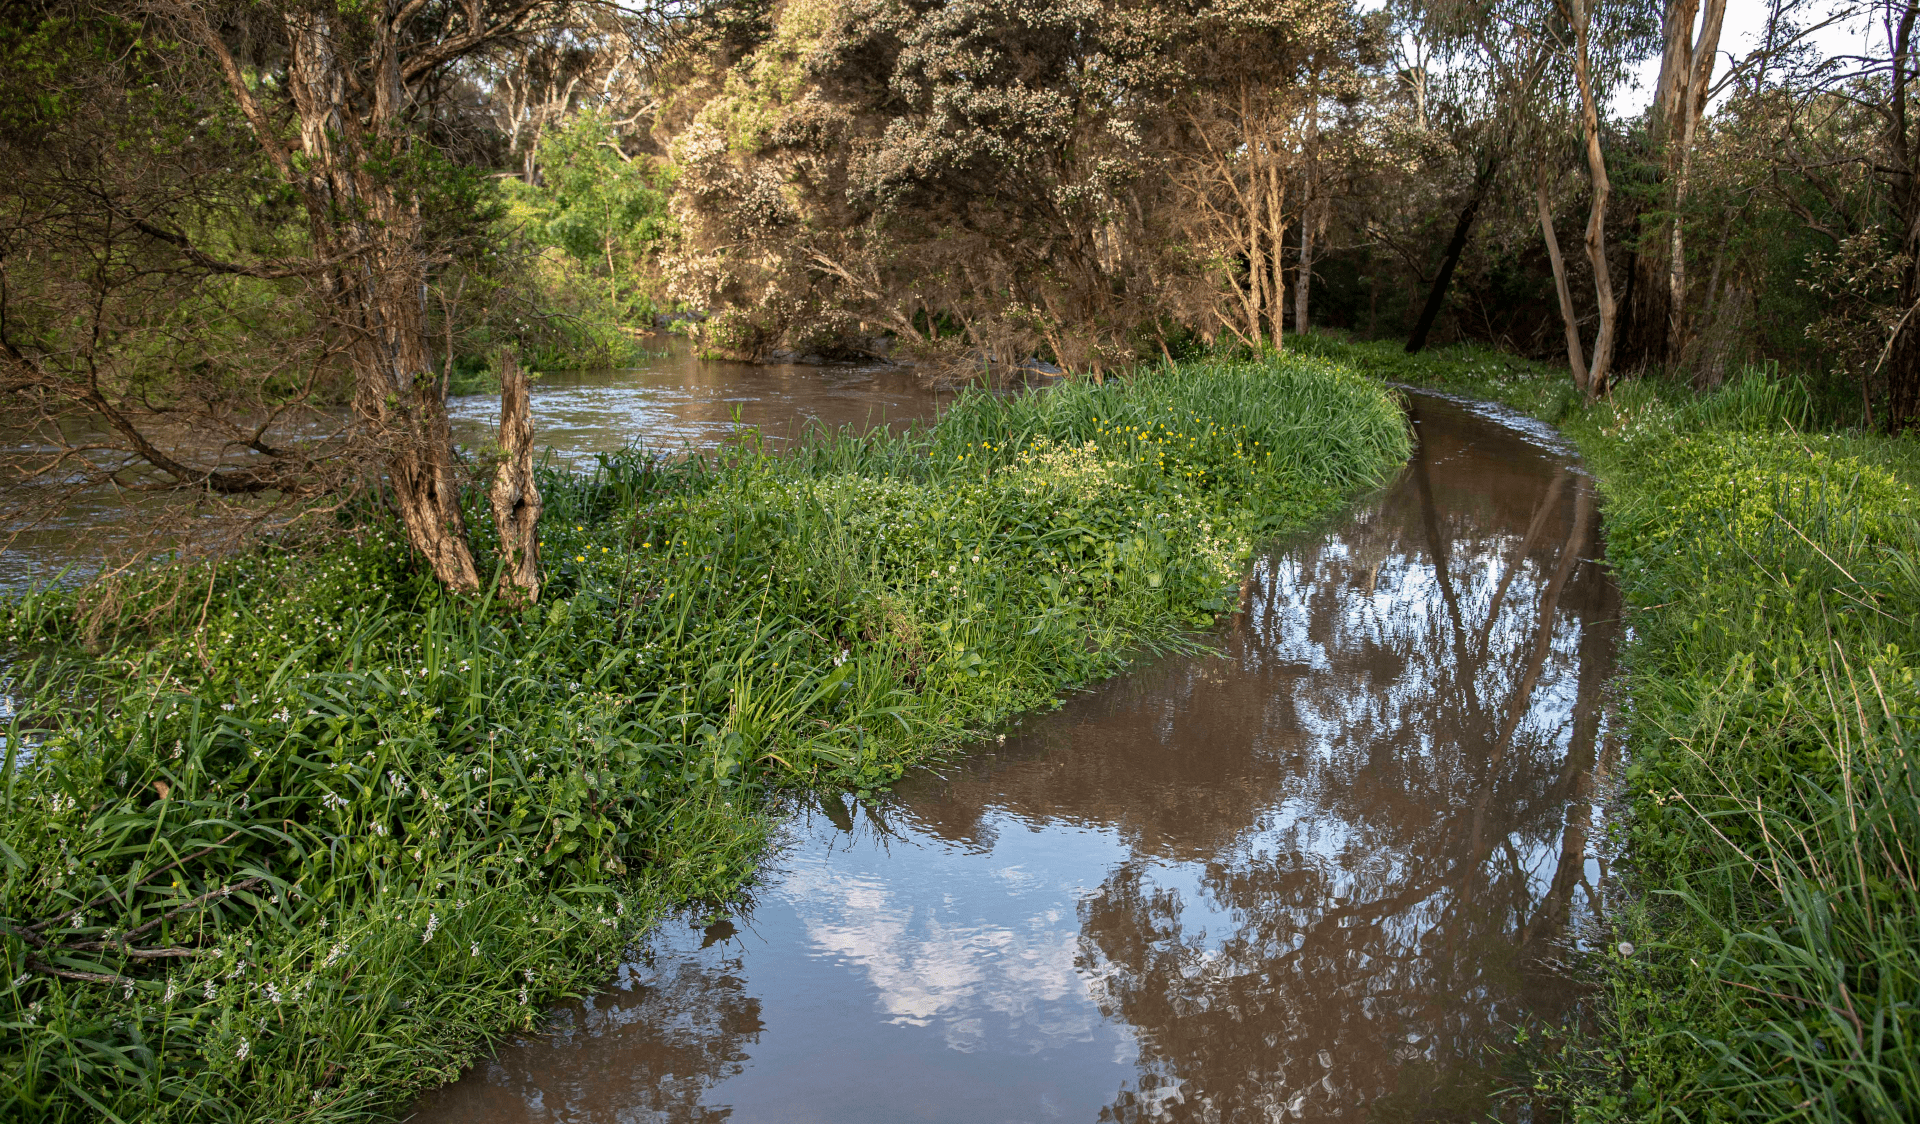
(489, 352, 543, 603)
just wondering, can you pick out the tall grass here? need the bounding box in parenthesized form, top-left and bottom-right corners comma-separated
(1320, 336, 1920, 1122)
(1557, 384, 1920, 1122)
(0, 353, 1409, 1123)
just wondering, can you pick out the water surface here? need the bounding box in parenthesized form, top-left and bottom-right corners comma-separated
(412, 393, 1619, 1124)
(447, 347, 955, 467)
(0, 342, 953, 588)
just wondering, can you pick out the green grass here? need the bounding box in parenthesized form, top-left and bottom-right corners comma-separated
(0, 353, 1409, 1123)
(1318, 334, 1920, 1122)
(1290, 334, 1580, 421)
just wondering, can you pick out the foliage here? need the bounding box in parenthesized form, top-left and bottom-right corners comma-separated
(486, 109, 678, 371)
(0, 355, 1409, 1123)
(656, 0, 1373, 369)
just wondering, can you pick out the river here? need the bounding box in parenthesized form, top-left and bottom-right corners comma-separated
(0, 342, 959, 589)
(408, 385, 1619, 1123)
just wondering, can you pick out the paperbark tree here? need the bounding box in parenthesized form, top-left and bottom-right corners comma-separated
(130, 0, 599, 595)
(163, 0, 574, 592)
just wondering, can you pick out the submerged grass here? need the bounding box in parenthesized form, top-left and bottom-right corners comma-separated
(0, 354, 1409, 1123)
(1314, 333, 1920, 1122)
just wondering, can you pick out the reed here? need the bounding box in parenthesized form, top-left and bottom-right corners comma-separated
(0, 352, 1409, 1123)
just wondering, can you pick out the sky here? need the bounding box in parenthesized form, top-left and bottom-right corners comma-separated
(1617, 0, 1885, 114)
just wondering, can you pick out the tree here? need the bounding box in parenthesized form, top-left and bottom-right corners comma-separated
(168, 0, 578, 592)
(0, 0, 675, 596)
(1618, 0, 1728, 370)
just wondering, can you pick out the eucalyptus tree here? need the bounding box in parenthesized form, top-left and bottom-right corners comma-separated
(1617, 0, 1728, 368)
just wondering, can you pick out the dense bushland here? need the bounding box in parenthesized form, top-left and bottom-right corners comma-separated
(0, 356, 1409, 1123)
(1318, 335, 1920, 1121)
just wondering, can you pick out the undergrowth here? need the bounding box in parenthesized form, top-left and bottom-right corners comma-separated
(1319, 333, 1920, 1122)
(0, 354, 1408, 1123)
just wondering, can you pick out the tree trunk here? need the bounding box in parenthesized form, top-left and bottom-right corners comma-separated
(1882, 1, 1920, 430)
(1664, 0, 1726, 354)
(1406, 156, 1498, 353)
(1890, 260, 1920, 431)
(1267, 157, 1288, 351)
(1245, 174, 1266, 346)
(1621, 0, 1726, 370)
(1536, 171, 1591, 393)
(1295, 201, 1315, 336)
(1570, 0, 1618, 400)
(1295, 87, 1319, 338)
(490, 352, 543, 602)
(201, 8, 483, 591)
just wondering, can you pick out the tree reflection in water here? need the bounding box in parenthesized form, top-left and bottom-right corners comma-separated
(410, 926, 763, 1123)
(1058, 405, 1618, 1122)
(410, 395, 1621, 1124)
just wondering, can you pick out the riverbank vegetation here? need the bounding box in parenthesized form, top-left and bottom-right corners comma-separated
(9, 0, 1920, 590)
(1323, 336, 1920, 1121)
(6, 0, 1920, 1119)
(0, 357, 1408, 1122)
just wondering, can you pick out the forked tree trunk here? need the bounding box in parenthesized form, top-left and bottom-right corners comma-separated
(490, 352, 543, 602)
(1624, 0, 1727, 369)
(1536, 171, 1591, 393)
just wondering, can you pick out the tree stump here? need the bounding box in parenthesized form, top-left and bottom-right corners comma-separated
(490, 352, 543, 603)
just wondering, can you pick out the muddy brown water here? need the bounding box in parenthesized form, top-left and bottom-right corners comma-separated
(0, 343, 958, 590)
(445, 346, 962, 468)
(409, 392, 1620, 1124)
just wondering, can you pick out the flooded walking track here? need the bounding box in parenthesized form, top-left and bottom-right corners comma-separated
(411, 391, 1620, 1124)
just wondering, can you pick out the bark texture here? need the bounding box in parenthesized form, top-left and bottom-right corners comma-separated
(489, 352, 543, 603)
(187, 0, 553, 591)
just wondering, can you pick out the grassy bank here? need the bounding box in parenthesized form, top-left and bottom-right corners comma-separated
(1309, 336, 1920, 1121)
(0, 355, 1408, 1123)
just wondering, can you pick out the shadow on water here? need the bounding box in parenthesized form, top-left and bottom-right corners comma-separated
(411, 391, 1619, 1124)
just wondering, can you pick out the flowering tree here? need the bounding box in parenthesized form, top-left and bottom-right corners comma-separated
(658, 0, 1364, 373)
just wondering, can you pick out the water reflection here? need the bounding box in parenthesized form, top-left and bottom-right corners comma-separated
(1, 341, 955, 589)
(411, 393, 1618, 1124)
(446, 346, 955, 467)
